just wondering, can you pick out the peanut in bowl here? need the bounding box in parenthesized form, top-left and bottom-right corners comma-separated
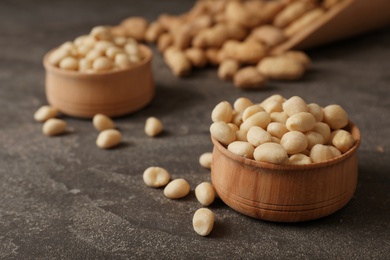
(210, 121, 361, 222)
(43, 44, 154, 118)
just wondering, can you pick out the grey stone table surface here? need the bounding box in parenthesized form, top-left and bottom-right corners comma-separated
(0, 0, 389, 259)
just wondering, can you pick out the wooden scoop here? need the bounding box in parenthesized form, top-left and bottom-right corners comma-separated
(271, 0, 390, 54)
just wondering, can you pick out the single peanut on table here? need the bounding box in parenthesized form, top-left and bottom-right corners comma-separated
(199, 152, 213, 169)
(193, 208, 215, 237)
(42, 118, 67, 136)
(145, 117, 164, 137)
(34, 105, 59, 122)
(143, 166, 171, 188)
(195, 182, 215, 206)
(93, 114, 115, 131)
(164, 178, 191, 199)
(96, 129, 122, 149)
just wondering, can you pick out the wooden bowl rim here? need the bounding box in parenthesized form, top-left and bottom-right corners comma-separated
(211, 121, 361, 171)
(43, 44, 152, 78)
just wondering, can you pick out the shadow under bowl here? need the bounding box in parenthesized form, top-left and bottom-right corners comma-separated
(43, 44, 154, 118)
(211, 121, 361, 222)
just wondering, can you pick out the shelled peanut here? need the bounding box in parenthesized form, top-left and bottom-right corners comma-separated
(210, 95, 357, 165)
(129, 0, 346, 88)
(47, 25, 144, 72)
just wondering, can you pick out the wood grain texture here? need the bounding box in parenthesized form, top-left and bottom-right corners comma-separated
(211, 122, 361, 222)
(44, 45, 154, 118)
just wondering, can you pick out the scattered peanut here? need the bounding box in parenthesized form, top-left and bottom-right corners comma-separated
(145, 117, 164, 137)
(257, 56, 305, 80)
(199, 152, 213, 169)
(195, 182, 215, 206)
(34, 105, 59, 122)
(193, 208, 215, 236)
(143, 167, 171, 188)
(164, 178, 191, 199)
(42, 118, 67, 136)
(96, 129, 122, 149)
(93, 114, 115, 131)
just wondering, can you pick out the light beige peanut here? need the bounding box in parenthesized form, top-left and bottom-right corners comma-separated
(286, 112, 316, 132)
(48, 48, 70, 66)
(257, 56, 305, 80)
(254, 142, 288, 164)
(145, 117, 164, 137)
(307, 103, 323, 122)
(247, 126, 272, 147)
(218, 59, 240, 81)
(109, 25, 128, 37)
(120, 17, 149, 41)
(284, 8, 325, 38)
(185, 48, 207, 68)
(260, 94, 285, 107)
(42, 118, 67, 136)
(249, 25, 286, 47)
(164, 178, 190, 199)
(273, 1, 315, 28)
(242, 105, 265, 121)
(193, 208, 215, 236)
(330, 129, 355, 153)
(199, 152, 213, 169)
(86, 49, 103, 61)
(92, 57, 113, 71)
(267, 122, 288, 139)
(95, 40, 114, 52)
(261, 98, 283, 113)
(312, 122, 331, 143)
(227, 141, 254, 158)
(93, 114, 115, 131)
(79, 58, 92, 72)
(282, 51, 311, 69)
(173, 24, 193, 50)
(280, 131, 308, 154)
(228, 123, 239, 133)
(113, 36, 127, 47)
(164, 47, 192, 77)
(305, 131, 325, 150)
(236, 130, 248, 142)
(211, 101, 233, 123)
(34, 105, 59, 122)
(240, 111, 271, 132)
(195, 182, 215, 206)
(329, 145, 342, 158)
(114, 53, 132, 69)
(233, 97, 254, 113)
(105, 46, 123, 59)
(231, 111, 243, 127)
(90, 26, 112, 41)
(224, 22, 248, 41)
(234, 66, 267, 89)
(270, 112, 288, 124)
(59, 57, 79, 70)
(271, 136, 281, 144)
(288, 154, 312, 165)
(143, 167, 170, 188)
(310, 144, 335, 163)
(96, 129, 122, 149)
(145, 22, 166, 42)
(323, 104, 349, 130)
(210, 121, 236, 146)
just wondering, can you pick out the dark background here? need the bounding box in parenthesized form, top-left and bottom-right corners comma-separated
(0, 0, 389, 259)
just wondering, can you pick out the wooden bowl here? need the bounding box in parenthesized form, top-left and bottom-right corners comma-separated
(43, 45, 154, 118)
(211, 122, 361, 222)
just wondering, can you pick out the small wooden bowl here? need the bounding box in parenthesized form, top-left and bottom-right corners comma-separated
(43, 45, 154, 118)
(211, 122, 361, 222)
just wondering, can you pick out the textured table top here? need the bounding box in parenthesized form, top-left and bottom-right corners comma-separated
(0, 0, 389, 259)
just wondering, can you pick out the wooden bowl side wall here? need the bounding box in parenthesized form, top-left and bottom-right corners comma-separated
(44, 45, 154, 118)
(211, 123, 360, 222)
